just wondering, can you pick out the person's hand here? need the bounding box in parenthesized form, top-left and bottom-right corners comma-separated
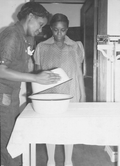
(34, 70, 61, 85)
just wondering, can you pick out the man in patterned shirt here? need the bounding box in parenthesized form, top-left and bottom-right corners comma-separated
(0, 2, 60, 166)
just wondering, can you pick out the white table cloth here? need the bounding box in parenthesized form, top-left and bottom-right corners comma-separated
(7, 102, 120, 165)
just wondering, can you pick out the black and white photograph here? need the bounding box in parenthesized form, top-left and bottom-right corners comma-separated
(0, 0, 120, 166)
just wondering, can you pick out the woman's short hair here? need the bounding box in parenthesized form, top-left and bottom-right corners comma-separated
(17, 2, 50, 21)
(50, 13, 69, 27)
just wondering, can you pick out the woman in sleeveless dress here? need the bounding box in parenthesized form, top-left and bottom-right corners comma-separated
(34, 13, 86, 166)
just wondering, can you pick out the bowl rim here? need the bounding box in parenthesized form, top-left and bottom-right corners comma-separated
(28, 94, 73, 101)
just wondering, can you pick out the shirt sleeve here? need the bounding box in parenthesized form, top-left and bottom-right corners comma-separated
(0, 30, 20, 67)
(76, 41, 85, 64)
(33, 43, 42, 66)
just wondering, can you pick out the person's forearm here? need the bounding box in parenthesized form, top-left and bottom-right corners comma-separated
(0, 65, 35, 82)
(79, 68, 86, 97)
(0, 64, 61, 85)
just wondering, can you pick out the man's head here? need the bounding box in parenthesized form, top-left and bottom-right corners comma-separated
(17, 2, 50, 37)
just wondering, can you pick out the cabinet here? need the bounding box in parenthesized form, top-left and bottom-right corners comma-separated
(81, 0, 120, 102)
(97, 0, 120, 102)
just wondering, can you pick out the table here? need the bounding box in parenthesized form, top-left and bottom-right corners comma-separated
(7, 102, 120, 166)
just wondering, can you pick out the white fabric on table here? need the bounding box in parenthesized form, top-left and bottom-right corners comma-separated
(7, 102, 120, 158)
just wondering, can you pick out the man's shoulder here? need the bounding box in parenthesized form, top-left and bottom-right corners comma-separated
(0, 23, 20, 39)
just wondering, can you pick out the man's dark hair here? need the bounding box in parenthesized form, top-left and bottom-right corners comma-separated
(17, 2, 50, 21)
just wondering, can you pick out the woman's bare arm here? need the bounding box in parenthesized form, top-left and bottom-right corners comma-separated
(79, 66, 86, 102)
(0, 64, 60, 85)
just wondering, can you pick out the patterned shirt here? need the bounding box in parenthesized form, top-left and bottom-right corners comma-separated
(0, 22, 30, 93)
(34, 36, 85, 102)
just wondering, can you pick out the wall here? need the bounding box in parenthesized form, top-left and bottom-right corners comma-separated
(107, 0, 120, 101)
(42, 3, 83, 27)
(0, 1, 82, 28)
(107, 0, 120, 35)
(0, 0, 27, 32)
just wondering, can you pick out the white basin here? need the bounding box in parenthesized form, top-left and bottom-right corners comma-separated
(29, 93, 73, 115)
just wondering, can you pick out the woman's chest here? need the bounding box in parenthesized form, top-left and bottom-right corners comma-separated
(42, 46, 77, 66)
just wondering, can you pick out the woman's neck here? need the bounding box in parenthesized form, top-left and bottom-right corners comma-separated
(54, 40, 65, 49)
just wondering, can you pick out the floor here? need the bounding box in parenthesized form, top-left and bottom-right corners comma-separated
(36, 144, 117, 166)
